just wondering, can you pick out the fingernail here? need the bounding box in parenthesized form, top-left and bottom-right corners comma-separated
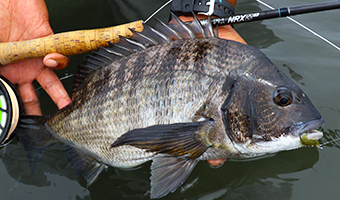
(45, 59, 58, 68)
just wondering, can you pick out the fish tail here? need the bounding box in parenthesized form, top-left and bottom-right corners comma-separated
(15, 115, 107, 186)
(14, 115, 57, 173)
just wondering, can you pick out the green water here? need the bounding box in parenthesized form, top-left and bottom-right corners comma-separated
(1, 0, 339, 199)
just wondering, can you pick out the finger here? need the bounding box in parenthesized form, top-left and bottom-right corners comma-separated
(206, 159, 228, 168)
(17, 82, 42, 115)
(43, 53, 70, 70)
(36, 68, 71, 109)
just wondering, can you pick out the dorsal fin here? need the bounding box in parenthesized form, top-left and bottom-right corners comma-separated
(72, 13, 217, 93)
(187, 12, 207, 38)
(202, 16, 215, 38)
(168, 12, 195, 39)
(153, 17, 183, 41)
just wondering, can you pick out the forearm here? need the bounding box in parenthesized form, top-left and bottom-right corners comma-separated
(228, 0, 237, 7)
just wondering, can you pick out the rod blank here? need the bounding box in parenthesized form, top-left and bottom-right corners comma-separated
(203, 0, 340, 26)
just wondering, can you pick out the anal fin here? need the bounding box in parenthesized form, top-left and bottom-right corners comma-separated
(150, 154, 198, 199)
(64, 145, 107, 187)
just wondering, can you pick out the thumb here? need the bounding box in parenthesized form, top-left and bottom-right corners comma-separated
(43, 53, 70, 70)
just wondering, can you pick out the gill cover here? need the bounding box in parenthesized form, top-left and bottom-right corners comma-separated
(221, 54, 324, 145)
(221, 75, 254, 143)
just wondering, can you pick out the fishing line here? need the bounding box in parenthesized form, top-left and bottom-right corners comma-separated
(49, 1, 173, 86)
(53, 0, 340, 85)
(59, 73, 74, 81)
(144, 0, 173, 23)
(256, 0, 340, 51)
(47, 0, 174, 88)
(36, 74, 73, 91)
(319, 137, 340, 147)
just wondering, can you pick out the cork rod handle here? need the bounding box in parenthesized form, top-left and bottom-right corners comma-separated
(0, 20, 144, 65)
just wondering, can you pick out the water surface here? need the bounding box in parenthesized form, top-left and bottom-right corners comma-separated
(1, 0, 340, 199)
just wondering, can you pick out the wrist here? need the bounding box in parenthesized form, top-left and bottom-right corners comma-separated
(175, 9, 247, 44)
(171, 0, 235, 18)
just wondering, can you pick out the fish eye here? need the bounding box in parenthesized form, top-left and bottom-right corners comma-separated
(273, 87, 293, 106)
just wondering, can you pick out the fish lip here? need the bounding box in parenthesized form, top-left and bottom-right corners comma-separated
(289, 117, 325, 137)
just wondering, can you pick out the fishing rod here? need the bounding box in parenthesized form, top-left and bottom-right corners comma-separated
(0, 0, 339, 65)
(204, 0, 340, 26)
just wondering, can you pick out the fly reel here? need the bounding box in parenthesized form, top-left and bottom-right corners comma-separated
(0, 75, 22, 146)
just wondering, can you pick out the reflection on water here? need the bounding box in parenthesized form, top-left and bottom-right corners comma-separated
(234, 0, 283, 48)
(1, 139, 76, 187)
(0, 140, 90, 200)
(0, 138, 320, 199)
(234, 21, 283, 49)
(184, 148, 318, 200)
(282, 64, 305, 85)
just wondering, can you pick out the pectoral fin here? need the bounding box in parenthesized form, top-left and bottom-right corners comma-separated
(111, 120, 212, 159)
(150, 154, 198, 199)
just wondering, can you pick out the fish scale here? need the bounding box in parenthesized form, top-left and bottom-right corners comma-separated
(48, 45, 226, 165)
(14, 14, 324, 199)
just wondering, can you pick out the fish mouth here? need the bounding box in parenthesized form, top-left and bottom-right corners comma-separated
(289, 118, 325, 144)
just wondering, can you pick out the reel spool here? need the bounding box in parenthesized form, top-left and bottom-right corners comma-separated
(0, 75, 22, 147)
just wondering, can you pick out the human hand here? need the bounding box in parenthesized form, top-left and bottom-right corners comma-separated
(0, 0, 71, 115)
(178, 15, 247, 45)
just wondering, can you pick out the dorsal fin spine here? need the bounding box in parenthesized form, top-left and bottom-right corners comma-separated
(154, 17, 183, 40)
(86, 55, 108, 67)
(92, 51, 113, 62)
(191, 12, 206, 38)
(169, 12, 195, 39)
(111, 43, 134, 54)
(206, 16, 215, 37)
(214, 25, 219, 38)
(128, 28, 159, 46)
(85, 58, 102, 67)
(72, 13, 217, 93)
(117, 36, 146, 53)
(144, 24, 171, 43)
(123, 37, 147, 50)
(101, 45, 124, 58)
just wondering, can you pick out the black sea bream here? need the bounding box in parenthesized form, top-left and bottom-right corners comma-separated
(15, 14, 324, 198)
